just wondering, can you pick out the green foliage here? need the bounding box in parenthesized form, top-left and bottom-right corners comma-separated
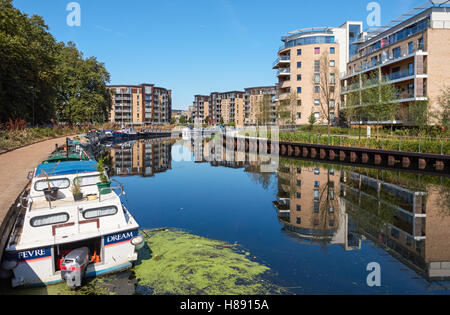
(179, 115, 187, 124)
(0, 0, 111, 125)
(96, 157, 108, 183)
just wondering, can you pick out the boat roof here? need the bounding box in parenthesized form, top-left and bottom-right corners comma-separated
(35, 161, 98, 178)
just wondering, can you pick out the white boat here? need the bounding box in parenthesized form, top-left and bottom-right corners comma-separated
(1, 160, 143, 288)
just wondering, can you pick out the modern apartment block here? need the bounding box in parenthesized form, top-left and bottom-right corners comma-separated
(274, 22, 362, 125)
(192, 86, 277, 126)
(108, 84, 172, 126)
(244, 86, 278, 126)
(192, 95, 210, 124)
(340, 5, 450, 126)
(111, 139, 172, 177)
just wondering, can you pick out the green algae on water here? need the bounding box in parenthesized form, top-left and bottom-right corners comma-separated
(133, 229, 285, 295)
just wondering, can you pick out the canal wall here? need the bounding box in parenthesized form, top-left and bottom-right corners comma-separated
(222, 135, 450, 175)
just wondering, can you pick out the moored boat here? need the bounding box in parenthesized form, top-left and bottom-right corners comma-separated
(1, 159, 142, 288)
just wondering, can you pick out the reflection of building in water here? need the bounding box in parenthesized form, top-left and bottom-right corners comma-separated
(110, 140, 172, 177)
(273, 161, 361, 250)
(340, 170, 450, 280)
(189, 139, 277, 173)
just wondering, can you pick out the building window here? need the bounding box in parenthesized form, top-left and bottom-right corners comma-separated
(297, 49, 302, 55)
(330, 60, 335, 67)
(297, 180, 302, 186)
(314, 181, 320, 188)
(330, 73, 336, 84)
(297, 113, 301, 119)
(314, 190, 319, 201)
(296, 205, 301, 211)
(418, 37, 424, 50)
(314, 47, 320, 54)
(297, 62, 302, 68)
(329, 99, 335, 109)
(314, 202, 320, 213)
(297, 74, 302, 81)
(314, 99, 320, 106)
(297, 100, 302, 106)
(296, 217, 301, 224)
(314, 86, 320, 93)
(314, 112, 320, 120)
(330, 47, 335, 54)
(314, 60, 320, 72)
(296, 192, 302, 199)
(408, 42, 414, 54)
(314, 73, 320, 84)
(408, 63, 414, 76)
(297, 87, 302, 94)
(393, 47, 401, 58)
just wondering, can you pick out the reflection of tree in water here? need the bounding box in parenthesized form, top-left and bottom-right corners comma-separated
(276, 159, 339, 252)
(313, 169, 339, 251)
(246, 170, 274, 191)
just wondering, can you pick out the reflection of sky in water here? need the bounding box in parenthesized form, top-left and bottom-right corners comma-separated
(111, 140, 450, 294)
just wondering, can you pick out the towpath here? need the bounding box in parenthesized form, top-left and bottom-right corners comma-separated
(0, 136, 74, 255)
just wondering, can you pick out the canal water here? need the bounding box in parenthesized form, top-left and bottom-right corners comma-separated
(107, 137, 450, 295)
(3, 137, 450, 295)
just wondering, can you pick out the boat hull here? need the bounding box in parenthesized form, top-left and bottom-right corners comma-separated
(7, 229, 140, 288)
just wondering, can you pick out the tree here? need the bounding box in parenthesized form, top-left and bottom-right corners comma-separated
(179, 115, 187, 124)
(256, 93, 272, 126)
(434, 86, 450, 129)
(308, 111, 316, 129)
(55, 42, 111, 125)
(315, 52, 339, 137)
(361, 71, 400, 135)
(0, 0, 60, 124)
(277, 92, 298, 127)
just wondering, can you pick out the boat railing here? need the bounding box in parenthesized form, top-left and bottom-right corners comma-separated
(98, 179, 125, 202)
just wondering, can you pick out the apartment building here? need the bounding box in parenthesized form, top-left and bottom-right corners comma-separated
(244, 86, 277, 126)
(274, 22, 363, 125)
(108, 84, 172, 126)
(340, 5, 450, 126)
(192, 86, 278, 126)
(110, 139, 173, 177)
(192, 95, 210, 124)
(273, 162, 361, 249)
(339, 169, 450, 280)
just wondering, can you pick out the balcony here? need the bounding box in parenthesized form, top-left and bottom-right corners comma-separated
(272, 56, 291, 69)
(382, 69, 415, 83)
(343, 46, 427, 79)
(277, 68, 291, 77)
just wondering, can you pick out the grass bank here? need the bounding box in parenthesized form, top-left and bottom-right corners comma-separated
(0, 125, 103, 153)
(239, 127, 450, 155)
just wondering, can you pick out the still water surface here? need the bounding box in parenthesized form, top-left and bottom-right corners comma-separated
(3, 137, 450, 295)
(106, 138, 450, 294)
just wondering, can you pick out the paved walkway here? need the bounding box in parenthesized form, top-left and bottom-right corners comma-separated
(0, 136, 73, 230)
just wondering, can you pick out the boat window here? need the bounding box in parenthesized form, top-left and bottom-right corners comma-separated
(30, 213, 70, 227)
(83, 206, 118, 219)
(34, 178, 70, 191)
(75, 175, 101, 187)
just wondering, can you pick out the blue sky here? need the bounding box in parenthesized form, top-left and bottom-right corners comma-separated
(13, 0, 427, 109)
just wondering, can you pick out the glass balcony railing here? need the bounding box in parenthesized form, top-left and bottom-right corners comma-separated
(344, 45, 425, 78)
(272, 56, 291, 67)
(383, 69, 414, 82)
(277, 68, 291, 76)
